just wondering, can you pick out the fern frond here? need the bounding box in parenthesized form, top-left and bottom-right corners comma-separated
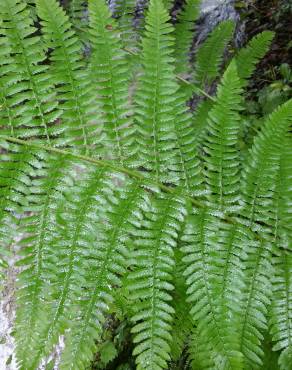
(0, 140, 40, 276)
(189, 327, 215, 370)
(170, 249, 194, 361)
(203, 61, 243, 210)
(1, 134, 206, 213)
(239, 239, 273, 369)
(269, 135, 292, 251)
(235, 31, 274, 87)
(162, 0, 173, 11)
(0, 29, 19, 138)
(24, 0, 38, 21)
(15, 155, 74, 369)
(270, 251, 292, 370)
(88, 0, 134, 163)
(213, 222, 250, 328)
(241, 99, 292, 228)
(134, 0, 181, 183)
(134, 0, 204, 192)
(174, 0, 200, 75)
(128, 194, 186, 369)
(59, 180, 148, 369)
(239, 101, 292, 368)
(192, 99, 214, 144)
(181, 210, 244, 369)
(0, 0, 61, 142)
(134, 0, 204, 193)
(172, 89, 204, 195)
(67, 0, 87, 29)
(187, 222, 250, 369)
(269, 140, 292, 369)
(0, 3, 290, 368)
(194, 20, 235, 89)
(36, 0, 96, 153)
(22, 165, 112, 369)
(114, 0, 138, 50)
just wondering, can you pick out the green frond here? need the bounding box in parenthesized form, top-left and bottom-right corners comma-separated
(235, 31, 274, 87)
(128, 194, 186, 369)
(162, 0, 173, 11)
(270, 251, 292, 370)
(189, 328, 215, 370)
(114, 0, 139, 50)
(269, 140, 292, 369)
(230, 31, 275, 153)
(22, 165, 112, 369)
(36, 0, 96, 153)
(132, 0, 204, 193)
(0, 140, 40, 277)
(203, 61, 243, 210)
(181, 210, 244, 369)
(134, 0, 181, 183)
(0, 20, 20, 140)
(67, 0, 87, 30)
(0, 29, 15, 138)
(170, 249, 194, 361)
(0, 0, 61, 142)
(59, 180, 148, 369)
(88, 0, 134, 163)
(67, 0, 86, 18)
(24, 0, 38, 21)
(271, 137, 292, 247)
(174, 0, 200, 75)
(192, 99, 214, 144)
(187, 224, 252, 370)
(0, 1, 290, 368)
(14, 155, 74, 369)
(172, 89, 204, 195)
(238, 102, 292, 368)
(194, 20, 235, 89)
(241, 99, 292, 228)
(212, 222, 250, 332)
(238, 238, 273, 369)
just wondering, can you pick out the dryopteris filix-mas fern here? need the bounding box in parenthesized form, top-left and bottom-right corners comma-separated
(0, 0, 291, 369)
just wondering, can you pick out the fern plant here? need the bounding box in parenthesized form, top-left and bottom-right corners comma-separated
(0, 0, 291, 369)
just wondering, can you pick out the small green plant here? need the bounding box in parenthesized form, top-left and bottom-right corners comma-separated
(0, 0, 291, 369)
(257, 63, 292, 115)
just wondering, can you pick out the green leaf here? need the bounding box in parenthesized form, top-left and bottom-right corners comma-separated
(235, 31, 274, 87)
(0, 0, 62, 142)
(194, 20, 235, 88)
(100, 341, 118, 365)
(36, 0, 96, 153)
(181, 210, 244, 369)
(203, 61, 243, 210)
(134, 0, 181, 183)
(174, 0, 201, 75)
(128, 193, 186, 369)
(88, 0, 134, 163)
